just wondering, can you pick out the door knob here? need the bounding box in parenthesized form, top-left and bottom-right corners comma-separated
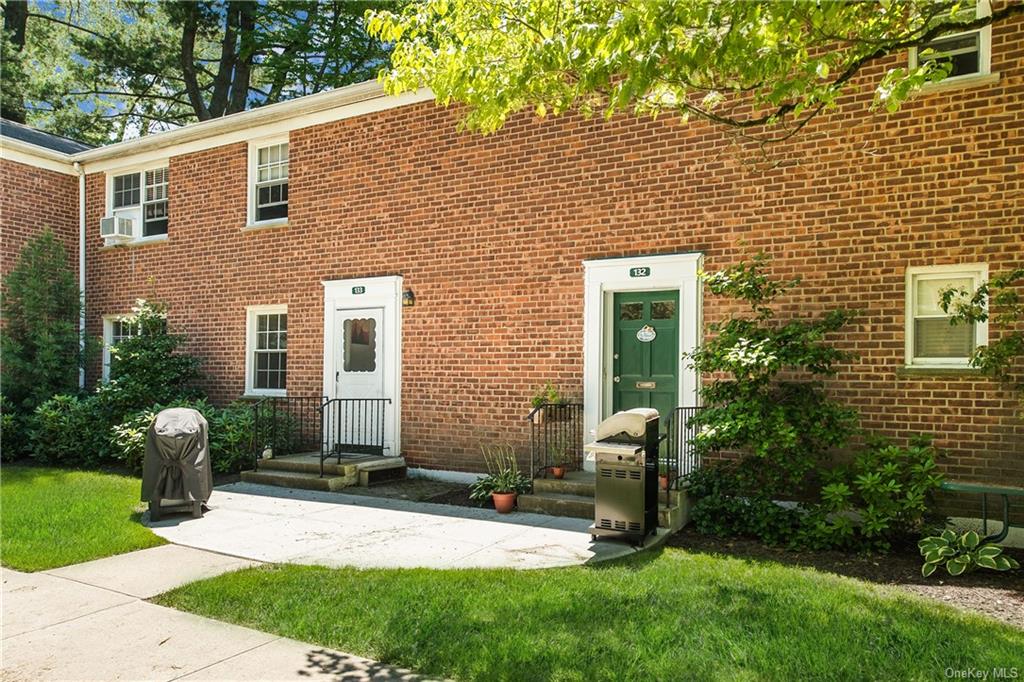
(613, 376, 621, 383)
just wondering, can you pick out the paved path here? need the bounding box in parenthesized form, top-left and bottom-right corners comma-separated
(147, 482, 659, 569)
(1, 546, 425, 681)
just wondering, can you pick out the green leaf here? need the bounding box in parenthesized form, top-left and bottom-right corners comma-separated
(921, 562, 938, 578)
(940, 529, 957, 543)
(976, 545, 1002, 559)
(961, 530, 980, 550)
(946, 558, 967, 576)
(976, 556, 998, 570)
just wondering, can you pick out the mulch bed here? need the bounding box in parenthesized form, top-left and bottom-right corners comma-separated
(666, 527, 1024, 629)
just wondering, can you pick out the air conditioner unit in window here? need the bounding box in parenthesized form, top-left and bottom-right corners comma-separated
(100, 216, 133, 241)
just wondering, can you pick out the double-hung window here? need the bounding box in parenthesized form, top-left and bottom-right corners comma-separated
(909, 1, 992, 83)
(246, 306, 288, 395)
(109, 165, 170, 240)
(250, 140, 289, 225)
(905, 265, 987, 367)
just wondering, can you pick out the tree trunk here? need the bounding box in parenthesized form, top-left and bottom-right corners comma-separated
(1, 0, 29, 122)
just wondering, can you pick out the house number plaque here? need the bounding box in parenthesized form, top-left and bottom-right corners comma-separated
(352, 286, 366, 294)
(636, 325, 657, 342)
(629, 266, 650, 278)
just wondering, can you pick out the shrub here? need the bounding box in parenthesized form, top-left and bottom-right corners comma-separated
(799, 436, 946, 551)
(687, 254, 858, 500)
(109, 399, 255, 475)
(29, 394, 114, 467)
(1, 231, 90, 415)
(0, 395, 30, 461)
(208, 402, 256, 474)
(920, 530, 1020, 577)
(686, 463, 803, 546)
(104, 299, 203, 414)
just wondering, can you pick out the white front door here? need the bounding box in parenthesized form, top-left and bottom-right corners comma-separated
(334, 307, 385, 400)
(322, 276, 402, 458)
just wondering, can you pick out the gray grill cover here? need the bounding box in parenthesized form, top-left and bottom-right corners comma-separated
(141, 408, 213, 504)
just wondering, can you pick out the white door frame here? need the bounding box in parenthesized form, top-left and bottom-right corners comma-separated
(582, 253, 703, 469)
(322, 275, 402, 455)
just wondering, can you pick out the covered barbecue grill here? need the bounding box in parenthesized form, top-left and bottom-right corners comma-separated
(141, 408, 213, 521)
(584, 408, 660, 544)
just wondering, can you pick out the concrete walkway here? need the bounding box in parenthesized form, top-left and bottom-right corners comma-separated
(147, 482, 659, 569)
(1, 546, 425, 681)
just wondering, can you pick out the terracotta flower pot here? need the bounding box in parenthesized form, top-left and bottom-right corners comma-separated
(492, 492, 517, 514)
(551, 466, 566, 479)
(659, 474, 669, 491)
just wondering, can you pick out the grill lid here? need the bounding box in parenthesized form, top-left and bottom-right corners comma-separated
(594, 408, 659, 440)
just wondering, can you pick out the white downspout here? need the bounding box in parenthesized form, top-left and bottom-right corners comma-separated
(74, 161, 85, 389)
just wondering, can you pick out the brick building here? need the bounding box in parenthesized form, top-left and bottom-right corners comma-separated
(1, 15, 1021, 522)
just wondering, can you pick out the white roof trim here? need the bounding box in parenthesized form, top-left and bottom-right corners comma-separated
(75, 81, 435, 170)
(2, 79, 436, 174)
(0, 137, 77, 175)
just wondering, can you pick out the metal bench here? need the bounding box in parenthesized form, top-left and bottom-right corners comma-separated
(940, 480, 1024, 544)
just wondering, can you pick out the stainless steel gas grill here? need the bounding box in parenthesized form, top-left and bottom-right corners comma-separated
(584, 408, 660, 545)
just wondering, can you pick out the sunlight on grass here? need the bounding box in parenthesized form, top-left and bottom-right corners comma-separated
(1, 466, 165, 571)
(156, 549, 1024, 681)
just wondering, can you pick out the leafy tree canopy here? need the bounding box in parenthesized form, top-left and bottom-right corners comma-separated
(1, 0, 398, 145)
(367, 0, 1023, 143)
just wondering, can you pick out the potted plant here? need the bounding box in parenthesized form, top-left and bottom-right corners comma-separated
(529, 382, 562, 424)
(468, 443, 531, 513)
(548, 439, 570, 479)
(659, 462, 671, 491)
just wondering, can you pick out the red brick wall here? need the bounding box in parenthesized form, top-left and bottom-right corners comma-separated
(83, 17, 1023, 518)
(0, 159, 79, 293)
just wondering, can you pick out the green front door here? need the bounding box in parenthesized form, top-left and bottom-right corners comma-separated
(612, 290, 680, 430)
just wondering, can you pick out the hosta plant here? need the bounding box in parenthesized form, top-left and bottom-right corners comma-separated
(919, 530, 1020, 577)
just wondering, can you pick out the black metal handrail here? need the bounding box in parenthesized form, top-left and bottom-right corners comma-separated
(662, 406, 705, 507)
(251, 396, 328, 471)
(320, 397, 392, 476)
(528, 402, 584, 479)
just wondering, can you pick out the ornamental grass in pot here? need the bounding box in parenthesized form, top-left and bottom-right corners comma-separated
(469, 443, 532, 513)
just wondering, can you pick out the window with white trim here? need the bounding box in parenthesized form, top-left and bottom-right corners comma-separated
(906, 265, 987, 367)
(108, 166, 170, 239)
(250, 141, 289, 224)
(909, 1, 991, 82)
(245, 306, 288, 395)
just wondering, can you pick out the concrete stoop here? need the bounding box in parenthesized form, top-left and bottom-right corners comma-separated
(240, 455, 406, 492)
(519, 473, 692, 531)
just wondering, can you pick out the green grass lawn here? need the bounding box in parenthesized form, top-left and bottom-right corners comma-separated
(1, 465, 165, 571)
(156, 549, 1024, 681)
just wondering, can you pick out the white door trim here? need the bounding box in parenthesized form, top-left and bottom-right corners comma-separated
(322, 275, 402, 455)
(582, 253, 703, 469)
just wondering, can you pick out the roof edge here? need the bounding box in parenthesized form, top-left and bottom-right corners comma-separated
(72, 79, 423, 164)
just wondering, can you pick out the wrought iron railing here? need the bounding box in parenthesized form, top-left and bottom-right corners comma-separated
(528, 402, 584, 478)
(662, 406, 705, 506)
(320, 397, 392, 476)
(251, 396, 327, 471)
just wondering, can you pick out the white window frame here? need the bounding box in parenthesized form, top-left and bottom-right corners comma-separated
(905, 264, 988, 368)
(102, 315, 139, 381)
(246, 136, 289, 228)
(104, 161, 171, 244)
(909, 0, 992, 86)
(245, 304, 288, 397)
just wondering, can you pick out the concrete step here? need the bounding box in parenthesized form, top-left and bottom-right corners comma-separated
(518, 491, 594, 519)
(532, 475, 595, 497)
(258, 457, 351, 476)
(358, 459, 407, 486)
(240, 468, 354, 492)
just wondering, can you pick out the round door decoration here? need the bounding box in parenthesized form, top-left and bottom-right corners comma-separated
(636, 325, 657, 342)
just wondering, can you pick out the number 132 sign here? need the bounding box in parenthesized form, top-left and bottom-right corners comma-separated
(629, 266, 650, 278)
